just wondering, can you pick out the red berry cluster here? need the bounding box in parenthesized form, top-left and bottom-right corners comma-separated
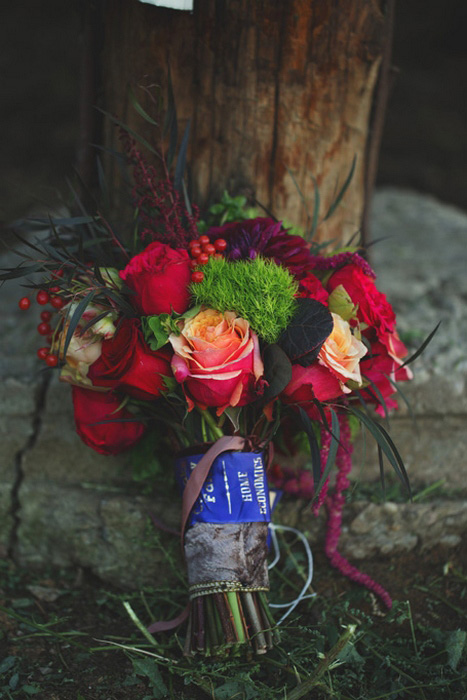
(188, 235, 227, 284)
(17, 270, 65, 368)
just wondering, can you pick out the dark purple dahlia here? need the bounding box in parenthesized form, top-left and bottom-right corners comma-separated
(207, 217, 314, 279)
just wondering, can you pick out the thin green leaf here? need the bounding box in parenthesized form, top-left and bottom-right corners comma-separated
(365, 234, 392, 248)
(65, 178, 104, 248)
(0, 263, 45, 281)
(286, 166, 312, 223)
(181, 178, 193, 217)
(361, 375, 390, 426)
(80, 310, 110, 336)
(100, 287, 136, 317)
(62, 291, 96, 359)
(174, 119, 191, 195)
(314, 408, 340, 498)
(163, 65, 177, 137)
(8, 230, 49, 256)
(97, 108, 158, 156)
(375, 421, 412, 498)
(298, 407, 321, 488)
(96, 156, 110, 214)
(309, 237, 339, 253)
(378, 444, 385, 500)
(312, 398, 330, 433)
(163, 66, 178, 168)
(129, 87, 159, 126)
(308, 173, 320, 240)
(384, 373, 418, 432)
(323, 155, 357, 221)
(40, 241, 69, 263)
(28, 215, 95, 227)
(347, 406, 411, 497)
(399, 322, 441, 369)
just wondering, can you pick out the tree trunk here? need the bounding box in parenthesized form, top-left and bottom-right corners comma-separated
(101, 0, 387, 244)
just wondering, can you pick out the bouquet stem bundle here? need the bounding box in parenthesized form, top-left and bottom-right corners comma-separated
(184, 588, 278, 656)
(178, 439, 278, 656)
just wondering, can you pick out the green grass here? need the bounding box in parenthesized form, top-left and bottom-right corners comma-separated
(1, 528, 466, 700)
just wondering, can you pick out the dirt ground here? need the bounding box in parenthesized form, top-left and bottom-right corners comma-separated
(1, 541, 466, 699)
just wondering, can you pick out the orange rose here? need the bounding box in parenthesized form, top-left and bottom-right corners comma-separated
(169, 309, 264, 413)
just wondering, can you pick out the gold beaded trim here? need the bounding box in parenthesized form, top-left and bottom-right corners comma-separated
(189, 580, 269, 600)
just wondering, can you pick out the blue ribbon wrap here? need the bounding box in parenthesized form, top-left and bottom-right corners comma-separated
(175, 450, 271, 527)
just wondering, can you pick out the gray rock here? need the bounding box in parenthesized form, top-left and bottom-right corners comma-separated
(0, 398, 37, 556)
(16, 481, 181, 588)
(273, 497, 467, 561)
(353, 415, 467, 492)
(22, 376, 135, 487)
(340, 500, 467, 560)
(371, 188, 467, 380)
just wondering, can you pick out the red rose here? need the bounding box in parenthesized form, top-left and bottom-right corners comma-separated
(88, 318, 172, 401)
(119, 241, 191, 315)
(327, 264, 396, 338)
(281, 363, 345, 419)
(72, 386, 146, 455)
(359, 340, 412, 416)
(297, 272, 329, 305)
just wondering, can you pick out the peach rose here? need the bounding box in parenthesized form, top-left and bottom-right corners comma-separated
(169, 309, 264, 413)
(318, 313, 367, 391)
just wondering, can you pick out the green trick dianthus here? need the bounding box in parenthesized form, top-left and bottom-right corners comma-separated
(190, 256, 298, 344)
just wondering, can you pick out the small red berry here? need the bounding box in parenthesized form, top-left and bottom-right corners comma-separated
(36, 290, 50, 305)
(197, 253, 209, 265)
(189, 238, 200, 248)
(52, 269, 64, 278)
(45, 354, 59, 367)
(18, 297, 31, 310)
(38, 322, 51, 336)
(50, 296, 65, 309)
(40, 310, 52, 322)
(189, 258, 199, 270)
(213, 253, 224, 260)
(49, 285, 60, 294)
(214, 238, 227, 252)
(198, 235, 210, 246)
(37, 347, 49, 360)
(191, 270, 204, 284)
(190, 244, 202, 258)
(203, 243, 216, 256)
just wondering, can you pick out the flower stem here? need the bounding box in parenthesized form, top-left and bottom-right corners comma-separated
(243, 592, 267, 654)
(227, 592, 246, 643)
(200, 409, 224, 441)
(214, 593, 235, 644)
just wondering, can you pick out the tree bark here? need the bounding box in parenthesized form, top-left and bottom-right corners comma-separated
(101, 0, 387, 244)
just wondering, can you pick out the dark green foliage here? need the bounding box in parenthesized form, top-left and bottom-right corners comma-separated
(277, 298, 333, 366)
(262, 344, 292, 402)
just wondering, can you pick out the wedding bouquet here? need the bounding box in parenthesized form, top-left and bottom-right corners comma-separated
(4, 118, 416, 656)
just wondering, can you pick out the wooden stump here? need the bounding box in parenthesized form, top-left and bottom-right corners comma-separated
(100, 0, 387, 244)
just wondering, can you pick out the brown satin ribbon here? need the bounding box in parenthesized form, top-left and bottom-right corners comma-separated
(147, 603, 190, 634)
